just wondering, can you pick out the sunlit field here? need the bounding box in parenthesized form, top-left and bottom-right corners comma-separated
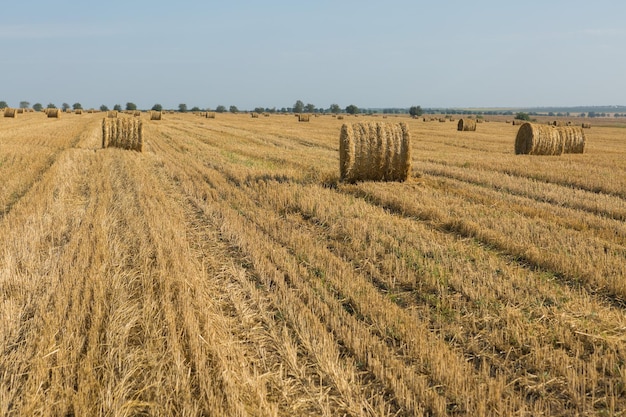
(1, 111, 625, 416)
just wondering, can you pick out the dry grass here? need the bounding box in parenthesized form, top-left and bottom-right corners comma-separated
(1, 112, 625, 416)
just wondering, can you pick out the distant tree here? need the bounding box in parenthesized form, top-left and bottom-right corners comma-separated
(587, 111, 596, 118)
(304, 103, 316, 113)
(229, 105, 238, 113)
(46, 103, 57, 109)
(0, 101, 7, 109)
(62, 103, 71, 111)
(345, 104, 359, 115)
(113, 104, 122, 111)
(100, 105, 109, 111)
(254, 107, 265, 113)
(190, 106, 201, 112)
(293, 100, 304, 113)
(19, 101, 30, 109)
(515, 112, 530, 121)
(72, 102, 82, 110)
(409, 106, 423, 117)
(32, 103, 43, 112)
(126, 102, 137, 111)
(177, 103, 187, 113)
(151, 104, 162, 112)
(215, 105, 226, 113)
(329, 104, 341, 114)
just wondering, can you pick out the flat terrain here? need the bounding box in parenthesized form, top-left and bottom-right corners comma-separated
(1, 112, 625, 416)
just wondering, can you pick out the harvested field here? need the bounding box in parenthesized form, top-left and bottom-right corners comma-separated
(1, 112, 625, 416)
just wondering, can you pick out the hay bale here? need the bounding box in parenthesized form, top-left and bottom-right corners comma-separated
(150, 111, 162, 120)
(75, 109, 83, 114)
(251, 112, 259, 118)
(206, 112, 216, 119)
(133, 111, 141, 117)
(107, 111, 118, 118)
(339, 121, 411, 182)
(512, 119, 524, 125)
(457, 118, 476, 131)
(4, 108, 17, 118)
(47, 108, 61, 118)
(515, 122, 585, 155)
(102, 118, 143, 151)
(298, 114, 310, 122)
(582, 122, 591, 129)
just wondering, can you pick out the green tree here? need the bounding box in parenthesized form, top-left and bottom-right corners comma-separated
(329, 104, 341, 114)
(46, 103, 57, 109)
(304, 103, 316, 113)
(293, 100, 304, 113)
(515, 112, 530, 121)
(100, 105, 109, 111)
(19, 101, 30, 109)
(72, 102, 83, 110)
(33, 103, 43, 112)
(126, 102, 137, 111)
(215, 105, 226, 113)
(62, 103, 70, 111)
(229, 105, 238, 113)
(254, 107, 265, 113)
(345, 104, 359, 115)
(178, 103, 187, 113)
(0, 101, 9, 109)
(190, 106, 201, 112)
(113, 104, 122, 111)
(409, 106, 423, 117)
(151, 104, 162, 112)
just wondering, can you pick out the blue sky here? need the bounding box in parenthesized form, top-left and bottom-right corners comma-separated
(1, 0, 625, 110)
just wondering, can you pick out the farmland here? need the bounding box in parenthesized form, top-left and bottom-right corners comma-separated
(1, 111, 625, 416)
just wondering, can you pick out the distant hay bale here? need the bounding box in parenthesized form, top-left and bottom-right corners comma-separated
(339, 121, 411, 182)
(551, 120, 563, 127)
(515, 122, 585, 155)
(206, 112, 216, 118)
(16, 108, 24, 114)
(438, 118, 446, 122)
(133, 111, 141, 117)
(251, 112, 259, 118)
(337, 115, 344, 120)
(107, 111, 118, 118)
(4, 108, 17, 118)
(582, 122, 592, 129)
(75, 109, 83, 114)
(102, 118, 143, 151)
(298, 114, 310, 122)
(47, 108, 61, 118)
(457, 118, 476, 131)
(150, 111, 162, 120)
(512, 119, 524, 125)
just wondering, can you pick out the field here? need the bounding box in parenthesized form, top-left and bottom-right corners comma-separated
(1, 111, 625, 416)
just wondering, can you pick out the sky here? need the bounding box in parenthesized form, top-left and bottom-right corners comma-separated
(1, 0, 625, 110)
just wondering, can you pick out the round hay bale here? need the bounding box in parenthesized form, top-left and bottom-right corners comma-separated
(250, 112, 259, 118)
(4, 108, 17, 118)
(515, 123, 563, 155)
(107, 110, 118, 118)
(582, 122, 591, 129)
(457, 118, 477, 131)
(102, 118, 143, 152)
(298, 114, 310, 122)
(340, 121, 411, 182)
(206, 112, 216, 118)
(515, 123, 585, 155)
(150, 111, 162, 120)
(512, 119, 524, 125)
(46, 108, 61, 118)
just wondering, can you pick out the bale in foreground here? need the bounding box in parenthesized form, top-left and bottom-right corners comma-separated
(3, 108, 17, 118)
(102, 118, 143, 152)
(515, 122, 585, 155)
(457, 118, 476, 131)
(340, 122, 411, 182)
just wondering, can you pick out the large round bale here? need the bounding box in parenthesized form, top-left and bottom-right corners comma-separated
(582, 122, 592, 129)
(298, 114, 310, 122)
(512, 119, 524, 125)
(102, 118, 143, 152)
(339, 121, 411, 182)
(457, 118, 476, 131)
(206, 112, 216, 119)
(4, 108, 17, 118)
(515, 123, 586, 155)
(150, 111, 162, 120)
(515, 123, 564, 155)
(107, 110, 118, 118)
(46, 108, 61, 118)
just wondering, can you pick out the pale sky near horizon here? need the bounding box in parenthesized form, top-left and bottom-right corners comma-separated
(1, 0, 625, 110)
